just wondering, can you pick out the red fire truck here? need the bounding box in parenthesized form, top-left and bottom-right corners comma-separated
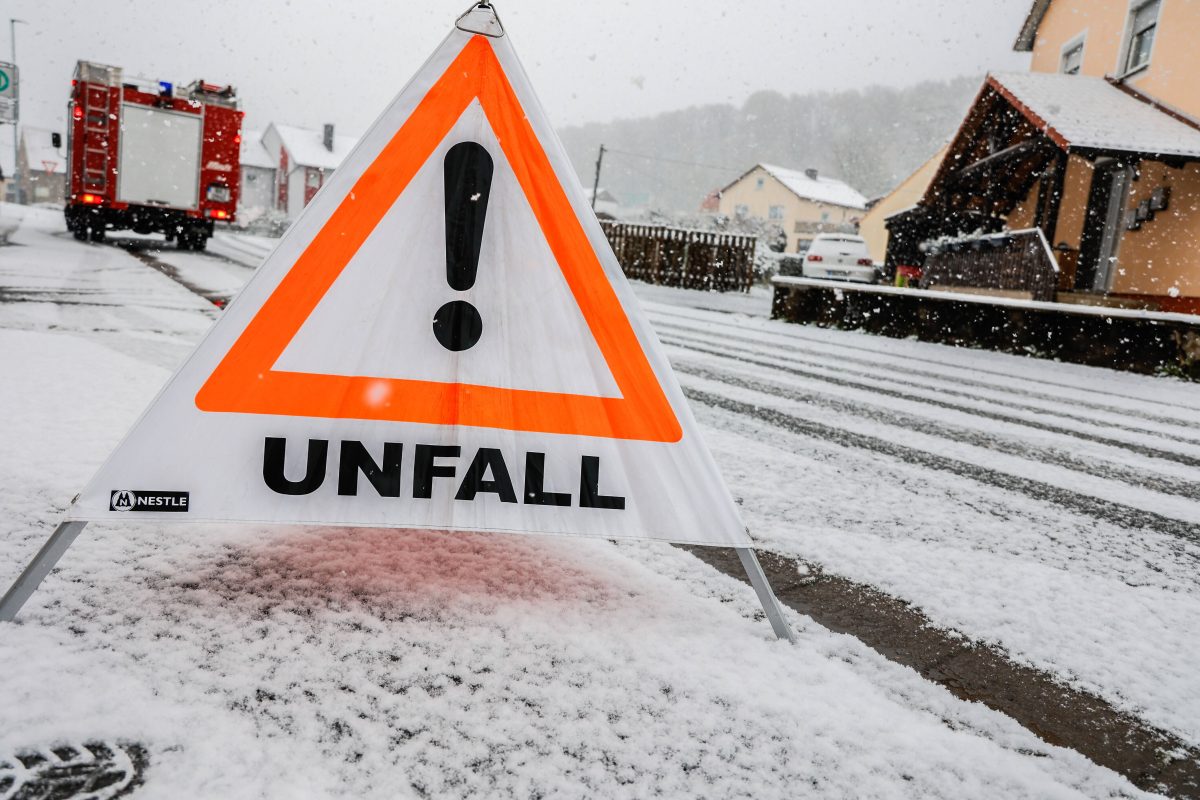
(64, 61, 242, 251)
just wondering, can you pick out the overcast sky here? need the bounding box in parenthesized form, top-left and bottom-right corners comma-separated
(8, 0, 1031, 138)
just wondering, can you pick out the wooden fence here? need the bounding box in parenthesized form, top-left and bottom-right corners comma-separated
(600, 221, 756, 293)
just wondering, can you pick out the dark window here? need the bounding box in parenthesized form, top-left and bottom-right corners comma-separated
(1061, 41, 1084, 74)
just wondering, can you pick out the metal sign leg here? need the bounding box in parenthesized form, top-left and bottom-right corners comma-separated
(0, 520, 88, 622)
(735, 547, 796, 643)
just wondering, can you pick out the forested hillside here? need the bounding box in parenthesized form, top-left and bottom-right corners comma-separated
(558, 75, 979, 213)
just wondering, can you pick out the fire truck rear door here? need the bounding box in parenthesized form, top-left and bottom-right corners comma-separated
(117, 103, 203, 210)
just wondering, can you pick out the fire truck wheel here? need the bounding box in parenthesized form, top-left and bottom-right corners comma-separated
(177, 228, 209, 251)
(71, 226, 88, 242)
(87, 226, 106, 243)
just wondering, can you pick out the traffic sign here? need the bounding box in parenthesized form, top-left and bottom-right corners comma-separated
(0, 62, 17, 124)
(0, 5, 794, 641)
(64, 23, 749, 548)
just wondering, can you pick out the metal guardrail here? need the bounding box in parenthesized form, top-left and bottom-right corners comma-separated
(770, 275, 1200, 324)
(769, 275, 1200, 378)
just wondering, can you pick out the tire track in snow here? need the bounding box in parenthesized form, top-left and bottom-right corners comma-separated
(673, 358, 1200, 501)
(661, 332, 1200, 470)
(121, 245, 229, 308)
(649, 306, 1200, 420)
(684, 386, 1200, 546)
(654, 316, 1200, 444)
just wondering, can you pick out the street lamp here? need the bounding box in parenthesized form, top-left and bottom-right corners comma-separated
(9, 18, 26, 204)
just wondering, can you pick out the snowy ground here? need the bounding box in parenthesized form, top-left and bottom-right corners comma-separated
(0, 205, 1191, 797)
(644, 297, 1200, 749)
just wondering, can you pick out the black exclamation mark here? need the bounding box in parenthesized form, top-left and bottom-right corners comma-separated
(433, 141, 493, 351)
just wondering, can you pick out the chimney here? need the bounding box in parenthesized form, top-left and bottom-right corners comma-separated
(805, 168, 819, 180)
(323, 123, 334, 152)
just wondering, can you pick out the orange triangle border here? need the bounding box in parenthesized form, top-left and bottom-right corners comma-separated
(195, 36, 682, 443)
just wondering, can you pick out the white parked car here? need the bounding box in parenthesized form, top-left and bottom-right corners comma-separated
(801, 234, 878, 283)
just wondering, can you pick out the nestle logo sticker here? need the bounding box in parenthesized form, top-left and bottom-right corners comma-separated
(109, 490, 190, 512)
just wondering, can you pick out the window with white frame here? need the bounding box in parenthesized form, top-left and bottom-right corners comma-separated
(1061, 39, 1084, 74)
(768, 204, 784, 220)
(734, 203, 749, 217)
(1123, 0, 1159, 74)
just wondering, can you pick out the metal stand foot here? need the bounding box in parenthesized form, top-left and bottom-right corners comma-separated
(735, 547, 795, 643)
(0, 521, 88, 622)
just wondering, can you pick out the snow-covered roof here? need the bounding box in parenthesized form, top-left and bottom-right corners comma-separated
(591, 187, 618, 204)
(758, 164, 868, 210)
(989, 72, 1200, 158)
(22, 126, 66, 175)
(272, 123, 358, 170)
(240, 130, 275, 170)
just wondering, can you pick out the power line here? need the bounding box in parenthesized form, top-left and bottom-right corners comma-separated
(603, 147, 741, 173)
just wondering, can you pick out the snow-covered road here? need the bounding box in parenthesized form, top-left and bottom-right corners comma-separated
(637, 293, 1200, 748)
(0, 205, 1193, 798)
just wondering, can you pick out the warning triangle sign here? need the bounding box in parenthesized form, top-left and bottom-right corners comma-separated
(67, 19, 751, 548)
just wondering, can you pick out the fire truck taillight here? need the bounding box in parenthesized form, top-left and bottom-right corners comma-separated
(79, 193, 103, 205)
(72, 105, 83, 121)
(209, 209, 229, 220)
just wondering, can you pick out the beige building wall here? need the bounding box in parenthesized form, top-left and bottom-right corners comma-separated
(1006, 155, 1093, 249)
(1029, 0, 1200, 118)
(717, 166, 861, 253)
(860, 145, 948, 262)
(1007, 185, 1040, 230)
(1004, 150, 1200, 301)
(1055, 156, 1095, 251)
(1110, 161, 1200, 298)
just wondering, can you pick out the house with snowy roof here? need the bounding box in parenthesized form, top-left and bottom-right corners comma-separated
(238, 130, 277, 220)
(590, 187, 622, 219)
(716, 164, 867, 253)
(17, 126, 67, 205)
(888, 0, 1200, 312)
(260, 122, 358, 221)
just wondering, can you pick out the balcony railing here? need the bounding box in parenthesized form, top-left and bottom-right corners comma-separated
(920, 228, 1060, 302)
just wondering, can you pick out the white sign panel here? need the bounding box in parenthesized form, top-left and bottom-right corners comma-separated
(70, 23, 750, 548)
(0, 62, 17, 124)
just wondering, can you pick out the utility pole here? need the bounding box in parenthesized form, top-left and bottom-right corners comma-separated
(590, 143, 605, 210)
(9, 19, 25, 205)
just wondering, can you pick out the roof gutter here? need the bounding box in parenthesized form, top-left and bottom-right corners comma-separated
(1105, 76, 1200, 134)
(1013, 0, 1051, 52)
